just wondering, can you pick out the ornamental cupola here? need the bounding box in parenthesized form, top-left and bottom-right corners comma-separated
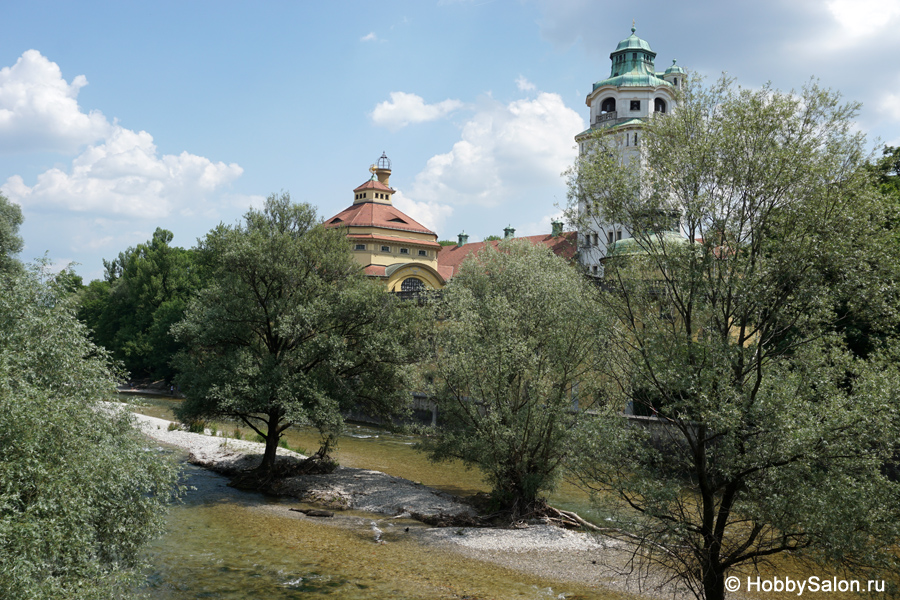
(592, 26, 670, 91)
(663, 59, 686, 88)
(353, 152, 395, 205)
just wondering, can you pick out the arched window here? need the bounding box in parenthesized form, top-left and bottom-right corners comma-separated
(600, 97, 616, 113)
(655, 98, 667, 113)
(400, 277, 426, 292)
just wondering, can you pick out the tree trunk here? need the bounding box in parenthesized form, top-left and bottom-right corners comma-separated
(257, 412, 281, 474)
(702, 566, 726, 600)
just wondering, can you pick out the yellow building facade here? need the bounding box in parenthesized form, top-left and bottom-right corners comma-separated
(324, 153, 451, 292)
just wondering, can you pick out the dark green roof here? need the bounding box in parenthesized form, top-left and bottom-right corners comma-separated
(613, 28, 653, 53)
(593, 27, 672, 91)
(593, 71, 670, 90)
(664, 59, 686, 75)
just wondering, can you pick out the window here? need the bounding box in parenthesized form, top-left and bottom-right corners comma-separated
(601, 97, 616, 113)
(418, 250, 427, 257)
(630, 100, 641, 111)
(400, 277, 426, 292)
(607, 231, 614, 245)
(634, 132, 639, 145)
(617, 230, 623, 241)
(655, 98, 667, 113)
(381, 245, 390, 252)
(354, 244, 366, 251)
(400, 248, 409, 255)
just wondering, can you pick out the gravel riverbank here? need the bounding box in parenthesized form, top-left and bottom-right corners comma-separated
(132, 410, 689, 598)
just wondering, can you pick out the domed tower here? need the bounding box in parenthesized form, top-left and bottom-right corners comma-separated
(324, 153, 448, 292)
(574, 26, 683, 277)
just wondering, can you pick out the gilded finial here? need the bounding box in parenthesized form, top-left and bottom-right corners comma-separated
(632, 19, 636, 33)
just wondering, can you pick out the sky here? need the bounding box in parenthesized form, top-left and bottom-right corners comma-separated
(3, 0, 900, 281)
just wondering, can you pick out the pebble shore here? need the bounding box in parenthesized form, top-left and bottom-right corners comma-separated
(131, 409, 690, 598)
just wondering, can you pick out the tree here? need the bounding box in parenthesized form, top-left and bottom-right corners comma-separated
(0, 265, 180, 600)
(172, 193, 423, 476)
(77, 227, 201, 382)
(418, 239, 604, 516)
(566, 77, 900, 600)
(0, 192, 24, 274)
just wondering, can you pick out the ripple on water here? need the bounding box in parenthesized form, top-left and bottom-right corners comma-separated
(140, 463, 621, 600)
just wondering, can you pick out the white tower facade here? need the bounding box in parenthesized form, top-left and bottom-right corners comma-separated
(575, 27, 685, 276)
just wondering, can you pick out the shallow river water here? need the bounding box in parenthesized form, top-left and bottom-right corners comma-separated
(126, 395, 623, 599)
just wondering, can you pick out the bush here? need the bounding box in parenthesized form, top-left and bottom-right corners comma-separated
(0, 267, 181, 600)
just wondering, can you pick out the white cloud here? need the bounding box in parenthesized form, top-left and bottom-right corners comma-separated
(3, 125, 242, 219)
(360, 32, 378, 42)
(878, 90, 900, 123)
(409, 92, 584, 207)
(825, 0, 900, 40)
(0, 50, 244, 220)
(0, 50, 112, 154)
(516, 210, 566, 237)
(516, 76, 536, 92)
(370, 92, 463, 130)
(391, 190, 453, 234)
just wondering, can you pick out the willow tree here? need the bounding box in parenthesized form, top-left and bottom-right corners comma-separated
(1, 266, 180, 600)
(419, 240, 605, 516)
(566, 77, 900, 600)
(173, 193, 423, 476)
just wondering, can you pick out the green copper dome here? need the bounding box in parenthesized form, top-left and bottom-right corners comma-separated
(664, 59, 686, 75)
(593, 71, 670, 90)
(614, 27, 654, 53)
(592, 27, 671, 91)
(608, 231, 686, 257)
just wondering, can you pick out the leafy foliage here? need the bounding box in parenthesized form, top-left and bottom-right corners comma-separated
(0, 192, 24, 274)
(172, 193, 424, 474)
(566, 76, 900, 600)
(419, 240, 604, 515)
(77, 228, 201, 381)
(0, 266, 181, 600)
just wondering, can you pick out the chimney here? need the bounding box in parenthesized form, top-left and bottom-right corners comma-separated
(503, 225, 516, 239)
(551, 220, 563, 237)
(457, 231, 469, 247)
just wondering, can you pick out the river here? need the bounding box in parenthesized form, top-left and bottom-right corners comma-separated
(126, 395, 626, 599)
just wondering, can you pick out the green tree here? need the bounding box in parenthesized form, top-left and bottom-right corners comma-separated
(172, 193, 423, 476)
(419, 239, 604, 516)
(0, 192, 24, 274)
(78, 227, 200, 382)
(869, 144, 900, 198)
(0, 265, 180, 600)
(566, 77, 900, 600)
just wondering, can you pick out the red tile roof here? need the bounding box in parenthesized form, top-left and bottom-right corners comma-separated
(353, 180, 394, 193)
(324, 202, 436, 236)
(363, 265, 387, 277)
(437, 232, 578, 279)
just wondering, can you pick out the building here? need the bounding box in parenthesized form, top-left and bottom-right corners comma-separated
(437, 222, 577, 280)
(326, 154, 578, 292)
(323, 153, 452, 292)
(575, 26, 685, 277)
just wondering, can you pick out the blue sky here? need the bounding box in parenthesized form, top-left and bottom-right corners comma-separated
(3, 0, 900, 281)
